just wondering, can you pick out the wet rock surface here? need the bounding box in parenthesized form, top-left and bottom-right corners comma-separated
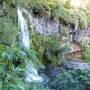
(39, 66, 61, 79)
(62, 61, 90, 70)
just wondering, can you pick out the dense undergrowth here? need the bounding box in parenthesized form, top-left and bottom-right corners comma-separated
(50, 69, 90, 90)
(0, 44, 45, 90)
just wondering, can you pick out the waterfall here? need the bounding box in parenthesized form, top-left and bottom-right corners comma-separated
(17, 7, 30, 49)
(17, 7, 44, 83)
(25, 63, 43, 82)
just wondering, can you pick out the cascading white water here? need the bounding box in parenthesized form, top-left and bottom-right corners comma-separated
(17, 7, 30, 49)
(25, 63, 43, 82)
(17, 7, 43, 83)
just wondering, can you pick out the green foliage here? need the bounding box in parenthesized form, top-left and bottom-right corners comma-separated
(31, 31, 61, 66)
(2, 0, 29, 7)
(46, 36, 61, 50)
(0, 44, 8, 53)
(26, 82, 48, 90)
(0, 46, 25, 90)
(64, 0, 71, 9)
(50, 69, 90, 90)
(0, 17, 18, 46)
(59, 26, 69, 37)
(0, 44, 45, 90)
(31, 31, 61, 52)
(82, 46, 90, 62)
(28, 0, 57, 17)
(87, 14, 90, 27)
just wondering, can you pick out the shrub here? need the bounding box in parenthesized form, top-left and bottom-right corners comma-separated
(50, 69, 90, 90)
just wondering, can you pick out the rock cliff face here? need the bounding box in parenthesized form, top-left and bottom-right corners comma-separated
(64, 43, 83, 61)
(62, 43, 90, 70)
(30, 13, 90, 46)
(78, 30, 90, 46)
(32, 17, 59, 35)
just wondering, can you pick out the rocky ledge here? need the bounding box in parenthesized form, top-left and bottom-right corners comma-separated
(62, 61, 90, 70)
